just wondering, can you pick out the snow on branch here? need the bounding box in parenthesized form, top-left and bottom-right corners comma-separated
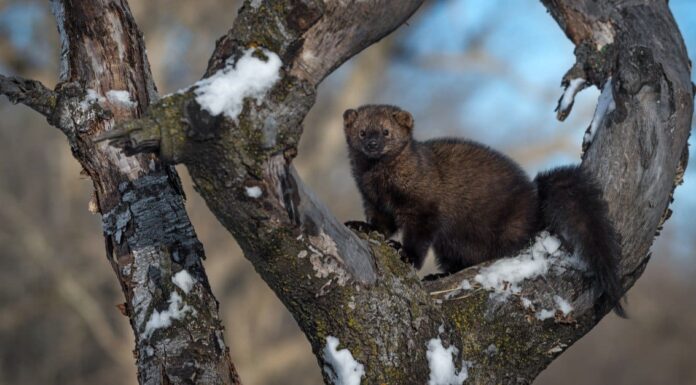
(556, 77, 587, 121)
(585, 77, 615, 148)
(322, 336, 365, 385)
(426, 337, 469, 385)
(194, 48, 282, 121)
(473, 232, 569, 297)
(142, 292, 195, 339)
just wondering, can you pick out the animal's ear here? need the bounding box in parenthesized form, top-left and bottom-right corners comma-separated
(393, 110, 414, 131)
(343, 109, 358, 127)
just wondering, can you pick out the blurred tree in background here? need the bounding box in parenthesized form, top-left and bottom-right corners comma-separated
(0, 1, 694, 384)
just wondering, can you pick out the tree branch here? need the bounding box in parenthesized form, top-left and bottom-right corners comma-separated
(0, 74, 56, 117)
(542, 0, 692, 288)
(95, 0, 692, 384)
(38, 0, 243, 383)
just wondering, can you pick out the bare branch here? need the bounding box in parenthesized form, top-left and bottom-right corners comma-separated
(543, 0, 693, 287)
(0, 74, 56, 117)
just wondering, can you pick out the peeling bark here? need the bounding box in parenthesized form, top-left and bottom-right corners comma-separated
(2, 1, 240, 384)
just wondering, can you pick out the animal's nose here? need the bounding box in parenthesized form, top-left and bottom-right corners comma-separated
(367, 140, 378, 150)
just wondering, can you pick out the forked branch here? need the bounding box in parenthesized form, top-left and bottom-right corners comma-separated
(5, 0, 693, 384)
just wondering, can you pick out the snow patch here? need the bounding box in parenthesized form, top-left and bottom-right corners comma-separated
(541, 235, 562, 255)
(172, 269, 195, 294)
(194, 48, 282, 120)
(474, 232, 563, 297)
(586, 78, 615, 145)
(536, 309, 555, 321)
(533, 296, 573, 320)
(106, 89, 137, 108)
(80, 89, 105, 110)
(553, 295, 573, 316)
(426, 338, 469, 385)
(245, 186, 263, 198)
(521, 297, 533, 309)
(323, 336, 365, 385)
(142, 292, 194, 338)
(557, 78, 586, 118)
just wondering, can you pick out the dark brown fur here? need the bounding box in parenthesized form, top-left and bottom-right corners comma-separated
(344, 105, 624, 315)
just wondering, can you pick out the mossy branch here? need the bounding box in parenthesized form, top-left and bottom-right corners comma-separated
(94, 92, 192, 162)
(90, 1, 692, 384)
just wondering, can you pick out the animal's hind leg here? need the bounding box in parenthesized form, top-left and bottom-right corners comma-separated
(432, 236, 492, 274)
(401, 224, 433, 269)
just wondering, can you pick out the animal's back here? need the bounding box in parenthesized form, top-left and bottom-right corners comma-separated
(422, 138, 539, 269)
(423, 138, 535, 217)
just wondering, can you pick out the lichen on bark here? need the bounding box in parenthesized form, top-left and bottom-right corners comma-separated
(4, 0, 693, 384)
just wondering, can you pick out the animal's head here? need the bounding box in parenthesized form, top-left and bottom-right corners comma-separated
(343, 105, 414, 160)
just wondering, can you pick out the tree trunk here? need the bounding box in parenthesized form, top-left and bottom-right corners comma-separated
(2, 0, 693, 384)
(1, 1, 240, 384)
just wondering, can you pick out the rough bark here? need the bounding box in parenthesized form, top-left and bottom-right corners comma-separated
(1, 1, 240, 384)
(100, 1, 692, 383)
(3, 0, 693, 384)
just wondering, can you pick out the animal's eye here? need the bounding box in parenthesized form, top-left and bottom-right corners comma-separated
(382, 129, 389, 136)
(359, 130, 366, 138)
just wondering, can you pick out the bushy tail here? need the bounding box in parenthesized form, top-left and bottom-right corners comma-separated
(534, 165, 625, 317)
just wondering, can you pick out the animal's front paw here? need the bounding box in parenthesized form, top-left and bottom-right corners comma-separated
(344, 220, 374, 234)
(398, 249, 415, 266)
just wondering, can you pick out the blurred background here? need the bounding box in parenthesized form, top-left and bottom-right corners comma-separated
(0, 1, 694, 384)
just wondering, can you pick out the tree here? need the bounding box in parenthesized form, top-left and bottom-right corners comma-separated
(1, 1, 692, 384)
